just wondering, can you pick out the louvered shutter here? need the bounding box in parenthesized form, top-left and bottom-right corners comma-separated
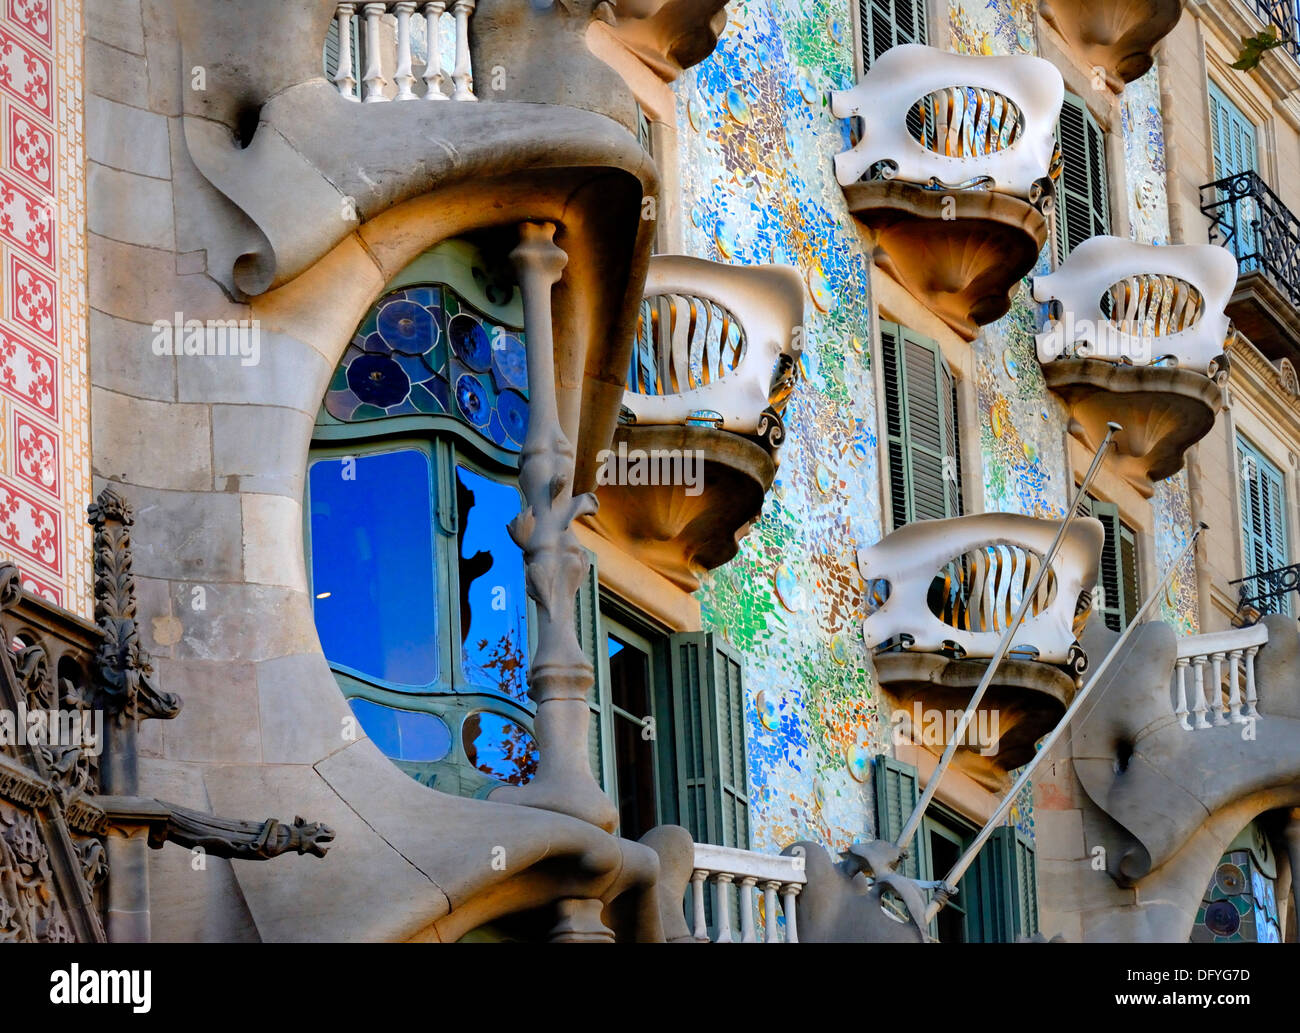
(859, 0, 928, 71)
(1055, 94, 1110, 264)
(1208, 82, 1259, 268)
(1238, 438, 1292, 616)
(576, 551, 614, 791)
(873, 755, 932, 881)
(668, 633, 750, 848)
(1080, 495, 1140, 631)
(880, 323, 963, 528)
(974, 826, 1039, 942)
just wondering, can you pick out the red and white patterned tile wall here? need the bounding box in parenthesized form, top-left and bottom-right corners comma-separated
(0, 0, 89, 615)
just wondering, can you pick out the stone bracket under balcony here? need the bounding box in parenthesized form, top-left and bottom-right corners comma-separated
(843, 181, 1048, 341)
(1044, 358, 1226, 498)
(878, 651, 1076, 784)
(1038, 0, 1183, 91)
(586, 423, 776, 592)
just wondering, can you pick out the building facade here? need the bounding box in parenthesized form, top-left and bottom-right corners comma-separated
(0, 0, 1297, 943)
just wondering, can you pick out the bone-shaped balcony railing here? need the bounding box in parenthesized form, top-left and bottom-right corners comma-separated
(858, 513, 1103, 665)
(326, 1, 476, 102)
(830, 44, 1064, 203)
(622, 256, 805, 437)
(1032, 236, 1239, 372)
(687, 843, 806, 943)
(1173, 623, 1269, 731)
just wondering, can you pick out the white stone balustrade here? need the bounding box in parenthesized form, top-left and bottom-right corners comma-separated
(858, 513, 1104, 665)
(688, 843, 806, 943)
(1173, 623, 1268, 731)
(1033, 236, 1239, 371)
(830, 44, 1063, 202)
(328, 1, 476, 102)
(623, 256, 805, 437)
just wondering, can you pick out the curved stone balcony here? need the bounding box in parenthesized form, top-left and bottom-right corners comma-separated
(1033, 236, 1238, 497)
(1064, 615, 1300, 939)
(858, 513, 1103, 777)
(1038, 0, 1183, 91)
(830, 45, 1063, 340)
(585, 255, 805, 591)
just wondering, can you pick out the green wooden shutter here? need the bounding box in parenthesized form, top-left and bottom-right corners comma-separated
(1238, 437, 1292, 616)
(859, 0, 928, 71)
(1208, 82, 1259, 266)
(880, 322, 962, 529)
(1082, 497, 1126, 632)
(872, 755, 932, 881)
(668, 632, 750, 848)
(576, 551, 614, 791)
(1055, 93, 1110, 264)
(974, 826, 1039, 942)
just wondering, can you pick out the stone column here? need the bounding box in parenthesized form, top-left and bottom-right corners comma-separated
(490, 222, 618, 834)
(1284, 809, 1300, 943)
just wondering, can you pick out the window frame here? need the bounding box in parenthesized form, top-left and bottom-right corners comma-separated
(1236, 433, 1293, 617)
(1054, 91, 1110, 265)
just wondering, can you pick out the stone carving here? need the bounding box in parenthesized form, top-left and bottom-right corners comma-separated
(151, 807, 335, 860)
(781, 839, 929, 943)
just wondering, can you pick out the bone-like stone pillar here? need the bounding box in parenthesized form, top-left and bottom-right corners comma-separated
(1285, 809, 1300, 942)
(489, 222, 619, 835)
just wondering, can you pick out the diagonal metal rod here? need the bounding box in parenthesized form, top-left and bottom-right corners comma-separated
(924, 520, 1209, 925)
(894, 421, 1122, 855)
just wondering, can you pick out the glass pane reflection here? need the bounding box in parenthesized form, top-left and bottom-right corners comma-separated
(456, 465, 529, 702)
(349, 698, 452, 762)
(309, 450, 439, 687)
(462, 711, 538, 784)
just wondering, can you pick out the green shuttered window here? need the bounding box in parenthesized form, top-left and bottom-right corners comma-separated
(874, 756, 1038, 941)
(859, 0, 927, 71)
(1208, 81, 1260, 267)
(1079, 494, 1139, 632)
(1055, 93, 1110, 264)
(880, 322, 963, 530)
(1237, 436, 1292, 617)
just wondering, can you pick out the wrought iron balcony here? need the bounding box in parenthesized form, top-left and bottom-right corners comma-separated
(830, 45, 1063, 339)
(857, 513, 1102, 775)
(1248, 0, 1300, 60)
(586, 256, 805, 591)
(1232, 562, 1300, 619)
(1032, 236, 1236, 497)
(1200, 170, 1300, 360)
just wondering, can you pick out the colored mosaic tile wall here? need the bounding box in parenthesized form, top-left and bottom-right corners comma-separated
(0, 0, 89, 614)
(676, 0, 1197, 854)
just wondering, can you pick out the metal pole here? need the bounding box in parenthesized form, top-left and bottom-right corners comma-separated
(924, 521, 1209, 924)
(894, 421, 1122, 854)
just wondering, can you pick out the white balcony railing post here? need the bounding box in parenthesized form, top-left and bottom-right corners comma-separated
(781, 884, 800, 943)
(687, 844, 806, 943)
(423, 2, 448, 99)
(713, 873, 734, 943)
(762, 881, 780, 942)
(361, 3, 390, 102)
(1227, 650, 1243, 723)
(1245, 646, 1261, 718)
(738, 877, 757, 943)
(1210, 652, 1229, 725)
(690, 869, 708, 941)
(1175, 657, 1191, 730)
(451, 0, 477, 101)
(333, 3, 358, 100)
(392, 1, 418, 100)
(1193, 656, 1211, 729)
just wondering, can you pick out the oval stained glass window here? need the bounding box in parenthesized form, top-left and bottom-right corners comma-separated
(463, 711, 538, 785)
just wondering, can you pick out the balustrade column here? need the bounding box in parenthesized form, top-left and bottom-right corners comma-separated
(690, 870, 708, 941)
(1193, 656, 1210, 730)
(422, 2, 448, 99)
(1211, 652, 1228, 725)
(451, 0, 477, 100)
(762, 881, 780, 942)
(738, 877, 757, 942)
(362, 3, 390, 101)
(1245, 646, 1260, 718)
(782, 883, 801, 943)
(332, 3, 358, 99)
(713, 873, 734, 943)
(1227, 650, 1243, 723)
(1175, 657, 1191, 730)
(392, 2, 418, 100)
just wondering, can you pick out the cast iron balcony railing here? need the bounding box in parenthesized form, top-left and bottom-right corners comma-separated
(325, 1, 477, 102)
(1249, 0, 1300, 60)
(1200, 171, 1300, 311)
(1232, 562, 1300, 618)
(1173, 623, 1268, 731)
(621, 255, 804, 443)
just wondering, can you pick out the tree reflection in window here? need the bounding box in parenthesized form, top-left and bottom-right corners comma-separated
(463, 711, 538, 784)
(456, 465, 529, 703)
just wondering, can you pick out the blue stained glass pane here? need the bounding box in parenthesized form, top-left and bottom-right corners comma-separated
(455, 373, 490, 427)
(377, 299, 436, 353)
(347, 353, 410, 409)
(396, 708, 453, 761)
(497, 388, 528, 444)
(348, 698, 400, 756)
(448, 312, 492, 370)
(309, 450, 439, 687)
(492, 332, 528, 392)
(456, 465, 528, 702)
(462, 711, 538, 784)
